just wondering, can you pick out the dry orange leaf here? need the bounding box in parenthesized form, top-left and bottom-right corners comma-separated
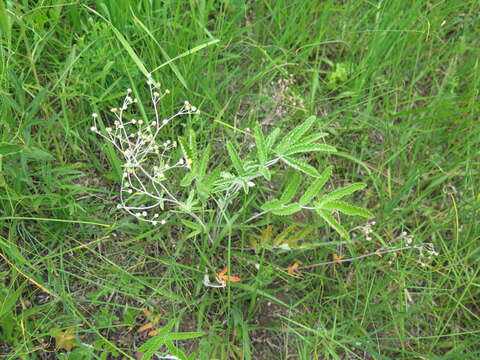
(138, 308, 163, 335)
(137, 322, 153, 333)
(287, 263, 302, 277)
(142, 308, 152, 316)
(54, 328, 77, 352)
(216, 267, 241, 284)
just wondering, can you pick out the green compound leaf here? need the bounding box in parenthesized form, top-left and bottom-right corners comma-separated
(138, 320, 175, 359)
(197, 143, 211, 179)
(271, 203, 302, 216)
(226, 141, 244, 174)
(302, 132, 329, 144)
(254, 124, 268, 164)
(299, 166, 332, 205)
(280, 172, 302, 203)
(265, 128, 281, 149)
(316, 209, 349, 239)
(178, 136, 193, 161)
(261, 199, 286, 212)
(318, 183, 366, 206)
(275, 115, 317, 154)
(321, 201, 373, 218)
(284, 143, 337, 156)
(281, 156, 320, 178)
(188, 129, 198, 163)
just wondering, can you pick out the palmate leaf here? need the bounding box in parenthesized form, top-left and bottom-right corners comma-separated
(226, 141, 244, 174)
(316, 209, 349, 239)
(317, 183, 366, 206)
(275, 115, 317, 153)
(284, 143, 337, 156)
(261, 199, 286, 212)
(265, 128, 281, 149)
(302, 132, 329, 144)
(299, 166, 332, 205)
(254, 125, 268, 164)
(280, 172, 302, 202)
(197, 143, 211, 179)
(271, 203, 302, 216)
(178, 136, 193, 161)
(138, 320, 175, 359)
(281, 156, 320, 177)
(188, 129, 198, 162)
(321, 201, 373, 218)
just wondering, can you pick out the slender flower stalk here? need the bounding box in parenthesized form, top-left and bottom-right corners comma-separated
(91, 75, 200, 226)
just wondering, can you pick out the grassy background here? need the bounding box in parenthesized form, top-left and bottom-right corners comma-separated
(1, 0, 479, 359)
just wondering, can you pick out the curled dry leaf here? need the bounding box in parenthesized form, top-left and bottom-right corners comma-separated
(216, 267, 241, 284)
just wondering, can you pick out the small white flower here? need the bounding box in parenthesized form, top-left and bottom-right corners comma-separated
(92, 113, 98, 118)
(110, 108, 117, 112)
(90, 126, 97, 131)
(142, 211, 147, 217)
(127, 88, 132, 93)
(152, 221, 158, 226)
(106, 127, 112, 133)
(247, 181, 255, 187)
(162, 119, 169, 125)
(153, 213, 159, 218)
(165, 89, 170, 94)
(131, 119, 137, 124)
(161, 219, 167, 225)
(127, 189, 133, 194)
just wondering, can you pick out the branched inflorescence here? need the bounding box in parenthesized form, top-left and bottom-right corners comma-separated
(91, 74, 200, 225)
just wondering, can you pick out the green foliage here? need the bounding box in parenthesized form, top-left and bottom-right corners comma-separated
(1, 0, 478, 359)
(137, 320, 203, 360)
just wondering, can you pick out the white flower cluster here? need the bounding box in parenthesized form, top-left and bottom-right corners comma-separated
(91, 74, 200, 225)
